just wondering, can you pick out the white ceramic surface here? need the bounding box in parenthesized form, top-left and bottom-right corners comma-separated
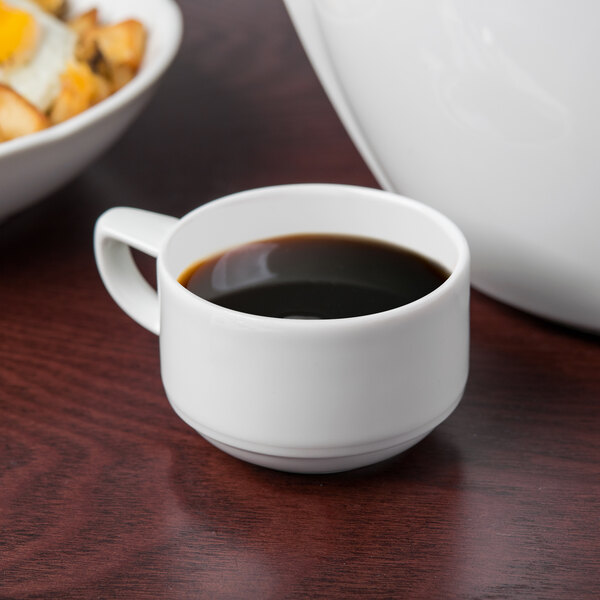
(0, 0, 182, 221)
(285, 0, 600, 332)
(94, 184, 470, 473)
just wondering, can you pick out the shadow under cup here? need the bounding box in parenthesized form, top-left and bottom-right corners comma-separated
(155, 184, 470, 473)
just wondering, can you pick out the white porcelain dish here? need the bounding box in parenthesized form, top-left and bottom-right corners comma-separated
(285, 0, 600, 332)
(0, 0, 182, 221)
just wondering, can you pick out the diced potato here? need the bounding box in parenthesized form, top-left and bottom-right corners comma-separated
(32, 0, 66, 17)
(93, 20, 146, 72)
(69, 9, 99, 63)
(94, 69, 111, 101)
(49, 60, 109, 124)
(0, 84, 49, 140)
(70, 17, 146, 91)
(108, 64, 135, 92)
(69, 8, 98, 38)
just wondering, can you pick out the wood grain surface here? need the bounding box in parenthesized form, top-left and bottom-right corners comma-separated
(1, 1, 599, 598)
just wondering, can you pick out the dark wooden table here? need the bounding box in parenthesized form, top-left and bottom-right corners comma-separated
(1, 1, 599, 598)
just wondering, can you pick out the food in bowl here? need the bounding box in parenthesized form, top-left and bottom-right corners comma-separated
(0, 0, 181, 222)
(0, 0, 146, 142)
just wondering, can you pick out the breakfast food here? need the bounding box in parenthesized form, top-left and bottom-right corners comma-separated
(0, 0, 146, 142)
(0, 83, 49, 141)
(0, 0, 77, 112)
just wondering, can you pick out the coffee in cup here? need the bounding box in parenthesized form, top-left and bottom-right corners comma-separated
(94, 184, 470, 473)
(178, 233, 450, 320)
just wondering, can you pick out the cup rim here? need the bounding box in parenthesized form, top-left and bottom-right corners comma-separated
(158, 183, 470, 328)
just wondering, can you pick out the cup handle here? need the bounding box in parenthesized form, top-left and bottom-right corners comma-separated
(94, 207, 178, 335)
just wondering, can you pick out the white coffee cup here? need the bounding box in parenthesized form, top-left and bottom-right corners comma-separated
(94, 184, 470, 473)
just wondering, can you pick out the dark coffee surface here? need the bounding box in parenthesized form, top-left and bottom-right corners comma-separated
(178, 234, 449, 319)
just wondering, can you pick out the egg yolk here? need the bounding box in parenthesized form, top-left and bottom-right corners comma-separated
(0, 2, 40, 67)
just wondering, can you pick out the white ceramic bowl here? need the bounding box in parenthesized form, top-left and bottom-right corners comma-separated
(285, 0, 600, 332)
(0, 0, 182, 221)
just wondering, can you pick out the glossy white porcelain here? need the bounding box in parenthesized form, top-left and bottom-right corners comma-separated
(94, 184, 470, 473)
(285, 0, 600, 331)
(0, 0, 182, 221)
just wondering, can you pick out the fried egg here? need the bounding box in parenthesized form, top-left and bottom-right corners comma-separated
(0, 0, 75, 111)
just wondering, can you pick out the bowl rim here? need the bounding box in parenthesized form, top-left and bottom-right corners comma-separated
(0, 0, 183, 160)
